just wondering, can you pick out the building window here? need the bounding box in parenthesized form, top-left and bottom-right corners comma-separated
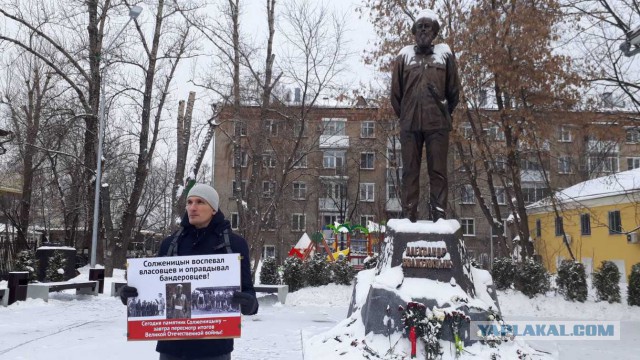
(494, 155, 507, 172)
(461, 218, 475, 236)
(387, 168, 402, 200)
(291, 214, 306, 231)
(292, 181, 307, 200)
(323, 150, 345, 169)
(608, 210, 622, 234)
(359, 183, 375, 202)
(558, 126, 572, 142)
(322, 182, 346, 199)
(232, 150, 248, 168)
(361, 121, 375, 138)
(387, 147, 403, 168)
(588, 156, 619, 174)
(232, 180, 246, 198)
(555, 217, 564, 236)
(461, 122, 473, 139)
(495, 186, 506, 205)
(360, 215, 374, 226)
(262, 181, 275, 198)
(460, 185, 475, 204)
(361, 152, 375, 170)
(231, 212, 239, 230)
(234, 120, 247, 137)
(293, 151, 308, 168)
(521, 159, 542, 171)
(263, 245, 276, 258)
(626, 129, 640, 143)
(522, 184, 549, 204)
(321, 118, 346, 136)
(262, 151, 276, 168)
(487, 125, 505, 141)
(322, 214, 339, 229)
(265, 119, 279, 136)
(535, 219, 541, 238)
(580, 213, 591, 236)
(628, 157, 640, 170)
(558, 156, 572, 174)
(491, 219, 507, 237)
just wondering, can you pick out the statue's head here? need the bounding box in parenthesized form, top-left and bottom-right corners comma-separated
(411, 9, 440, 48)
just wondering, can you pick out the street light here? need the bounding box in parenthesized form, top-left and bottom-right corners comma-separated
(90, 5, 143, 268)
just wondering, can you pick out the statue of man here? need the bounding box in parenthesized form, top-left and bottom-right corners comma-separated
(391, 9, 460, 223)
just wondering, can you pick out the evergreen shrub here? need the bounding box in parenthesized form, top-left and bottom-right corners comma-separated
(491, 257, 516, 290)
(556, 260, 588, 302)
(515, 258, 550, 298)
(259, 256, 280, 285)
(282, 256, 305, 292)
(593, 261, 621, 303)
(628, 263, 640, 306)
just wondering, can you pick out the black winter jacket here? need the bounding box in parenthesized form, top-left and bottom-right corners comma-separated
(155, 210, 257, 358)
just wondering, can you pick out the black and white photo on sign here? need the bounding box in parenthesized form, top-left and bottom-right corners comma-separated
(127, 291, 166, 318)
(166, 282, 192, 319)
(191, 286, 241, 316)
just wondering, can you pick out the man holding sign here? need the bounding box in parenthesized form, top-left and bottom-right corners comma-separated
(121, 183, 258, 360)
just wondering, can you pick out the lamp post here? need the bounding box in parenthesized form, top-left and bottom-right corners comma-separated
(90, 5, 143, 268)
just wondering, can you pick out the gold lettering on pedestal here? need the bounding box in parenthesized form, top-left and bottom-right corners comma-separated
(402, 246, 452, 269)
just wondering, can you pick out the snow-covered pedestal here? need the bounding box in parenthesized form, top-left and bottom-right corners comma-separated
(306, 219, 551, 359)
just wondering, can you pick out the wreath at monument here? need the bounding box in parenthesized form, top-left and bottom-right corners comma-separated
(399, 302, 443, 359)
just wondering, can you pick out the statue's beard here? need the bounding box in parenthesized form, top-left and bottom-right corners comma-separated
(416, 32, 434, 48)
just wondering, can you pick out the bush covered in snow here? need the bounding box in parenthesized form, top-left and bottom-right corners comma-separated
(282, 256, 305, 292)
(304, 254, 332, 287)
(491, 257, 516, 290)
(556, 260, 588, 302)
(45, 250, 66, 282)
(13, 250, 38, 282)
(593, 260, 621, 303)
(628, 263, 640, 306)
(259, 256, 280, 285)
(515, 258, 550, 298)
(332, 257, 355, 285)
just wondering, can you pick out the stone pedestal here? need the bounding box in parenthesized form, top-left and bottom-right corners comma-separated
(349, 219, 500, 345)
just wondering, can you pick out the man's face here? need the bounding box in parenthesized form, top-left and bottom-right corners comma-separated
(186, 196, 215, 228)
(413, 18, 437, 48)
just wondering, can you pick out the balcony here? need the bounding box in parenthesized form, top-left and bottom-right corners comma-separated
(319, 198, 346, 211)
(319, 135, 349, 149)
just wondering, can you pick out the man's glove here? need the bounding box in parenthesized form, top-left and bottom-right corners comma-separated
(119, 285, 138, 306)
(231, 291, 258, 315)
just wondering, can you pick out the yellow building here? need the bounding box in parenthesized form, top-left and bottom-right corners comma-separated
(527, 168, 640, 280)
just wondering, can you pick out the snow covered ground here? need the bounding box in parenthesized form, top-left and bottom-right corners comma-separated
(1, 270, 639, 359)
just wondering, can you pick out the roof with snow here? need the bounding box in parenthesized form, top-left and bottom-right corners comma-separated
(527, 167, 640, 211)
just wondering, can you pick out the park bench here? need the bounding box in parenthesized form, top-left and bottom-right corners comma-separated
(27, 281, 99, 302)
(111, 281, 127, 297)
(254, 284, 289, 304)
(0, 288, 8, 306)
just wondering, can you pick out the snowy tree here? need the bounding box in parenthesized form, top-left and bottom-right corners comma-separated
(491, 257, 515, 290)
(282, 256, 305, 292)
(260, 256, 280, 285)
(304, 254, 331, 287)
(593, 260, 621, 303)
(628, 263, 640, 306)
(332, 258, 355, 285)
(556, 260, 588, 302)
(13, 250, 38, 282)
(45, 250, 66, 282)
(516, 258, 550, 298)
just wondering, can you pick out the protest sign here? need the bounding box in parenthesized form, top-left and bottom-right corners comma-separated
(126, 254, 241, 341)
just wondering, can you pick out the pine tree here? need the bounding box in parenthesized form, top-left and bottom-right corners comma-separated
(14, 250, 38, 282)
(45, 250, 66, 282)
(491, 257, 515, 290)
(282, 256, 305, 292)
(304, 254, 331, 287)
(593, 261, 621, 303)
(259, 256, 280, 285)
(332, 258, 355, 285)
(628, 263, 640, 306)
(516, 258, 550, 298)
(556, 260, 588, 302)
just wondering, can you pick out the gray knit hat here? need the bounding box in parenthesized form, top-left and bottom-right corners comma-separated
(187, 183, 219, 211)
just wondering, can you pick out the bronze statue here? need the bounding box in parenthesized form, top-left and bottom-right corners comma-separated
(391, 9, 460, 223)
